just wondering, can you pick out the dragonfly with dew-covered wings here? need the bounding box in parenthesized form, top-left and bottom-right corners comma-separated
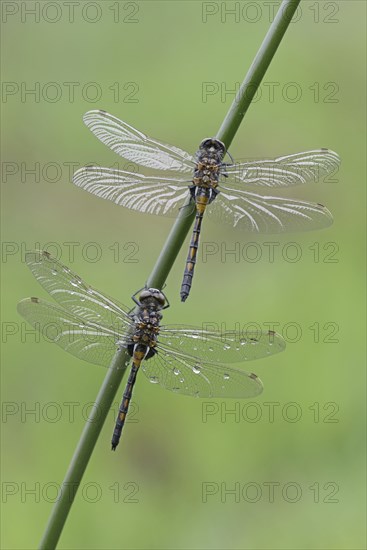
(18, 251, 286, 450)
(73, 110, 340, 301)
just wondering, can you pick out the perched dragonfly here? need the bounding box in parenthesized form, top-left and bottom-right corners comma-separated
(18, 251, 285, 450)
(73, 110, 340, 301)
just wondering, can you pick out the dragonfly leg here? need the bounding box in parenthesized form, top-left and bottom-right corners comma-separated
(131, 286, 148, 307)
(208, 188, 220, 204)
(189, 184, 196, 201)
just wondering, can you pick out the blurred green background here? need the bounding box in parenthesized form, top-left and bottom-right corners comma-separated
(1, 1, 366, 549)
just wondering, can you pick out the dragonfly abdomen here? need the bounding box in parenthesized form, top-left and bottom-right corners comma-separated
(180, 190, 210, 302)
(111, 345, 146, 451)
(112, 299, 163, 450)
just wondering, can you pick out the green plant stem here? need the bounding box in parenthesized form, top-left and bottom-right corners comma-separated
(39, 1, 300, 547)
(38, 349, 130, 549)
(217, 0, 301, 149)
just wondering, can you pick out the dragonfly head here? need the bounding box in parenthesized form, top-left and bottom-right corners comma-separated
(139, 288, 166, 309)
(199, 138, 226, 157)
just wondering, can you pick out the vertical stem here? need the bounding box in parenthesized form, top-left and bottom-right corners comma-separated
(39, 349, 129, 549)
(216, 0, 301, 148)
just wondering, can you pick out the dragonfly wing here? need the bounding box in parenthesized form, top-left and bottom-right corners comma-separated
(225, 149, 340, 188)
(73, 167, 194, 217)
(207, 190, 333, 233)
(158, 325, 285, 362)
(23, 251, 132, 331)
(83, 110, 195, 172)
(17, 298, 128, 367)
(141, 347, 263, 398)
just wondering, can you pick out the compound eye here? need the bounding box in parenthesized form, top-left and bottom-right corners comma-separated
(200, 138, 214, 149)
(200, 138, 226, 154)
(149, 288, 166, 306)
(139, 289, 151, 301)
(214, 139, 226, 154)
(155, 292, 166, 306)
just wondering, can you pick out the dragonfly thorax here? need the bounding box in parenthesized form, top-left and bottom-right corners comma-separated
(132, 310, 160, 350)
(194, 139, 226, 190)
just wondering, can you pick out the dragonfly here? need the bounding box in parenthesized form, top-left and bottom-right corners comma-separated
(18, 250, 286, 450)
(73, 110, 340, 301)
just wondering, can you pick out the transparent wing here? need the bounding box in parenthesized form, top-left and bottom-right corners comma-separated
(83, 110, 195, 172)
(158, 325, 285, 362)
(141, 347, 263, 398)
(17, 298, 127, 367)
(207, 190, 333, 233)
(23, 251, 133, 331)
(141, 326, 285, 397)
(225, 149, 340, 188)
(17, 297, 263, 397)
(73, 166, 194, 217)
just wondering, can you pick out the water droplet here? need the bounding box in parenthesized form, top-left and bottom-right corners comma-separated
(71, 280, 78, 287)
(51, 269, 58, 275)
(192, 365, 201, 374)
(173, 367, 180, 376)
(223, 344, 231, 350)
(150, 376, 159, 384)
(223, 373, 230, 381)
